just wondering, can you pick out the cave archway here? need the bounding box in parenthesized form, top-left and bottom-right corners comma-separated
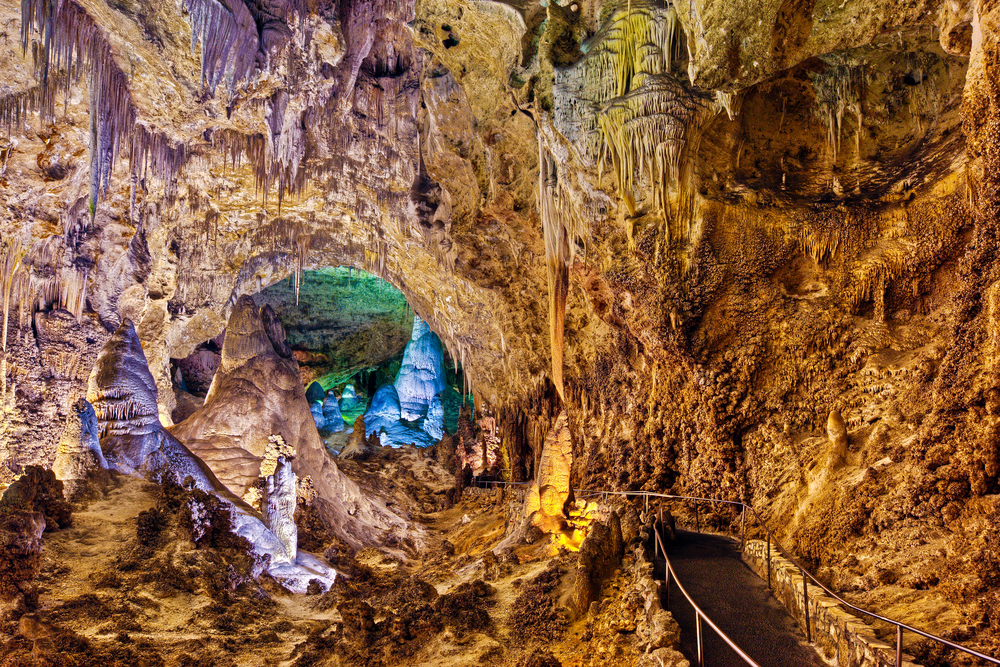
(170, 265, 476, 451)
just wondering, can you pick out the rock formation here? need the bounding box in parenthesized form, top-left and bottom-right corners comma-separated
(263, 455, 298, 566)
(825, 408, 849, 469)
(310, 401, 326, 431)
(0, 0, 999, 654)
(323, 391, 345, 433)
(170, 295, 415, 551)
(395, 316, 447, 421)
(423, 395, 445, 441)
(51, 398, 106, 499)
(339, 385, 360, 413)
(86, 318, 334, 591)
(533, 410, 574, 533)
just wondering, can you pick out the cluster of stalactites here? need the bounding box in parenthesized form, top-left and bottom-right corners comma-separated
(583, 1, 681, 105)
(564, 0, 711, 238)
(809, 58, 866, 162)
(184, 0, 259, 94)
(597, 77, 705, 220)
(20, 0, 187, 217)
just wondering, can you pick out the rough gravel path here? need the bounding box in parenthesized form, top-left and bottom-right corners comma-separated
(656, 529, 825, 667)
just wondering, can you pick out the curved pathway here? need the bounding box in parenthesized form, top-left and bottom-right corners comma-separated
(656, 529, 824, 667)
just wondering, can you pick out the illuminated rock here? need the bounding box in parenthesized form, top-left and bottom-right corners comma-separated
(534, 410, 573, 532)
(339, 384, 359, 412)
(310, 402, 326, 431)
(365, 384, 402, 438)
(86, 318, 324, 587)
(364, 383, 438, 448)
(394, 316, 447, 421)
(169, 295, 415, 553)
(323, 392, 344, 432)
(423, 394, 444, 441)
(52, 398, 107, 499)
(263, 455, 298, 566)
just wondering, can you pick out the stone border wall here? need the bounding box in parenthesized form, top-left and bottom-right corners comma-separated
(742, 539, 921, 667)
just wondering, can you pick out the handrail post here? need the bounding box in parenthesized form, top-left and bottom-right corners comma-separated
(803, 569, 811, 643)
(740, 505, 746, 551)
(645, 494, 648, 514)
(654, 526, 659, 562)
(694, 499, 699, 533)
(766, 533, 771, 589)
(896, 626, 902, 667)
(696, 612, 704, 667)
(665, 566, 671, 610)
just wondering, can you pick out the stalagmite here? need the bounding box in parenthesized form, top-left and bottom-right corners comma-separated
(394, 316, 447, 421)
(534, 410, 573, 532)
(86, 318, 334, 591)
(263, 455, 298, 566)
(826, 408, 849, 469)
(52, 398, 106, 499)
(322, 392, 345, 433)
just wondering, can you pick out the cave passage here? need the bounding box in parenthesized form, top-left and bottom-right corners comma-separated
(252, 267, 473, 450)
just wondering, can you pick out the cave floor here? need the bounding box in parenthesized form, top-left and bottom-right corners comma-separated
(4, 475, 681, 666)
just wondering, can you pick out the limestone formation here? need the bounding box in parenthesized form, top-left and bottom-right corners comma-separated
(826, 408, 849, 469)
(310, 402, 326, 431)
(339, 385, 360, 413)
(394, 316, 447, 421)
(170, 295, 415, 551)
(423, 395, 445, 441)
(0, 0, 999, 656)
(51, 399, 106, 499)
(263, 455, 298, 566)
(534, 411, 573, 532)
(322, 392, 345, 433)
(86, 317, 333, 591)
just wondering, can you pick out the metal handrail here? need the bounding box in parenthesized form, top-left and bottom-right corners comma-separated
(653, 513, 761, 666)
(572, 488, 1000, 667)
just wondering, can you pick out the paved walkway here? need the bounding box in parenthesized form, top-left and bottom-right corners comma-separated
(656, 530, 825, 667)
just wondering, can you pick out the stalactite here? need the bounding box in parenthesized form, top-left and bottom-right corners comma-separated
(597, 78, 708, 238)
(809, 59, 866, 162)
(183, 0, 259, 94)
(0, 86, 40, 136)
(1, 238, 26, 405)
(539, 138, 573, 401)
(21, 0, 189, 212)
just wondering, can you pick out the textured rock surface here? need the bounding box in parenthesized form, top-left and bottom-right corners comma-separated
(0, 0, 999, 655)
(323, 391, 345, 432)
(86, 316, 334, 589)
(51, 398, 106, 499)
